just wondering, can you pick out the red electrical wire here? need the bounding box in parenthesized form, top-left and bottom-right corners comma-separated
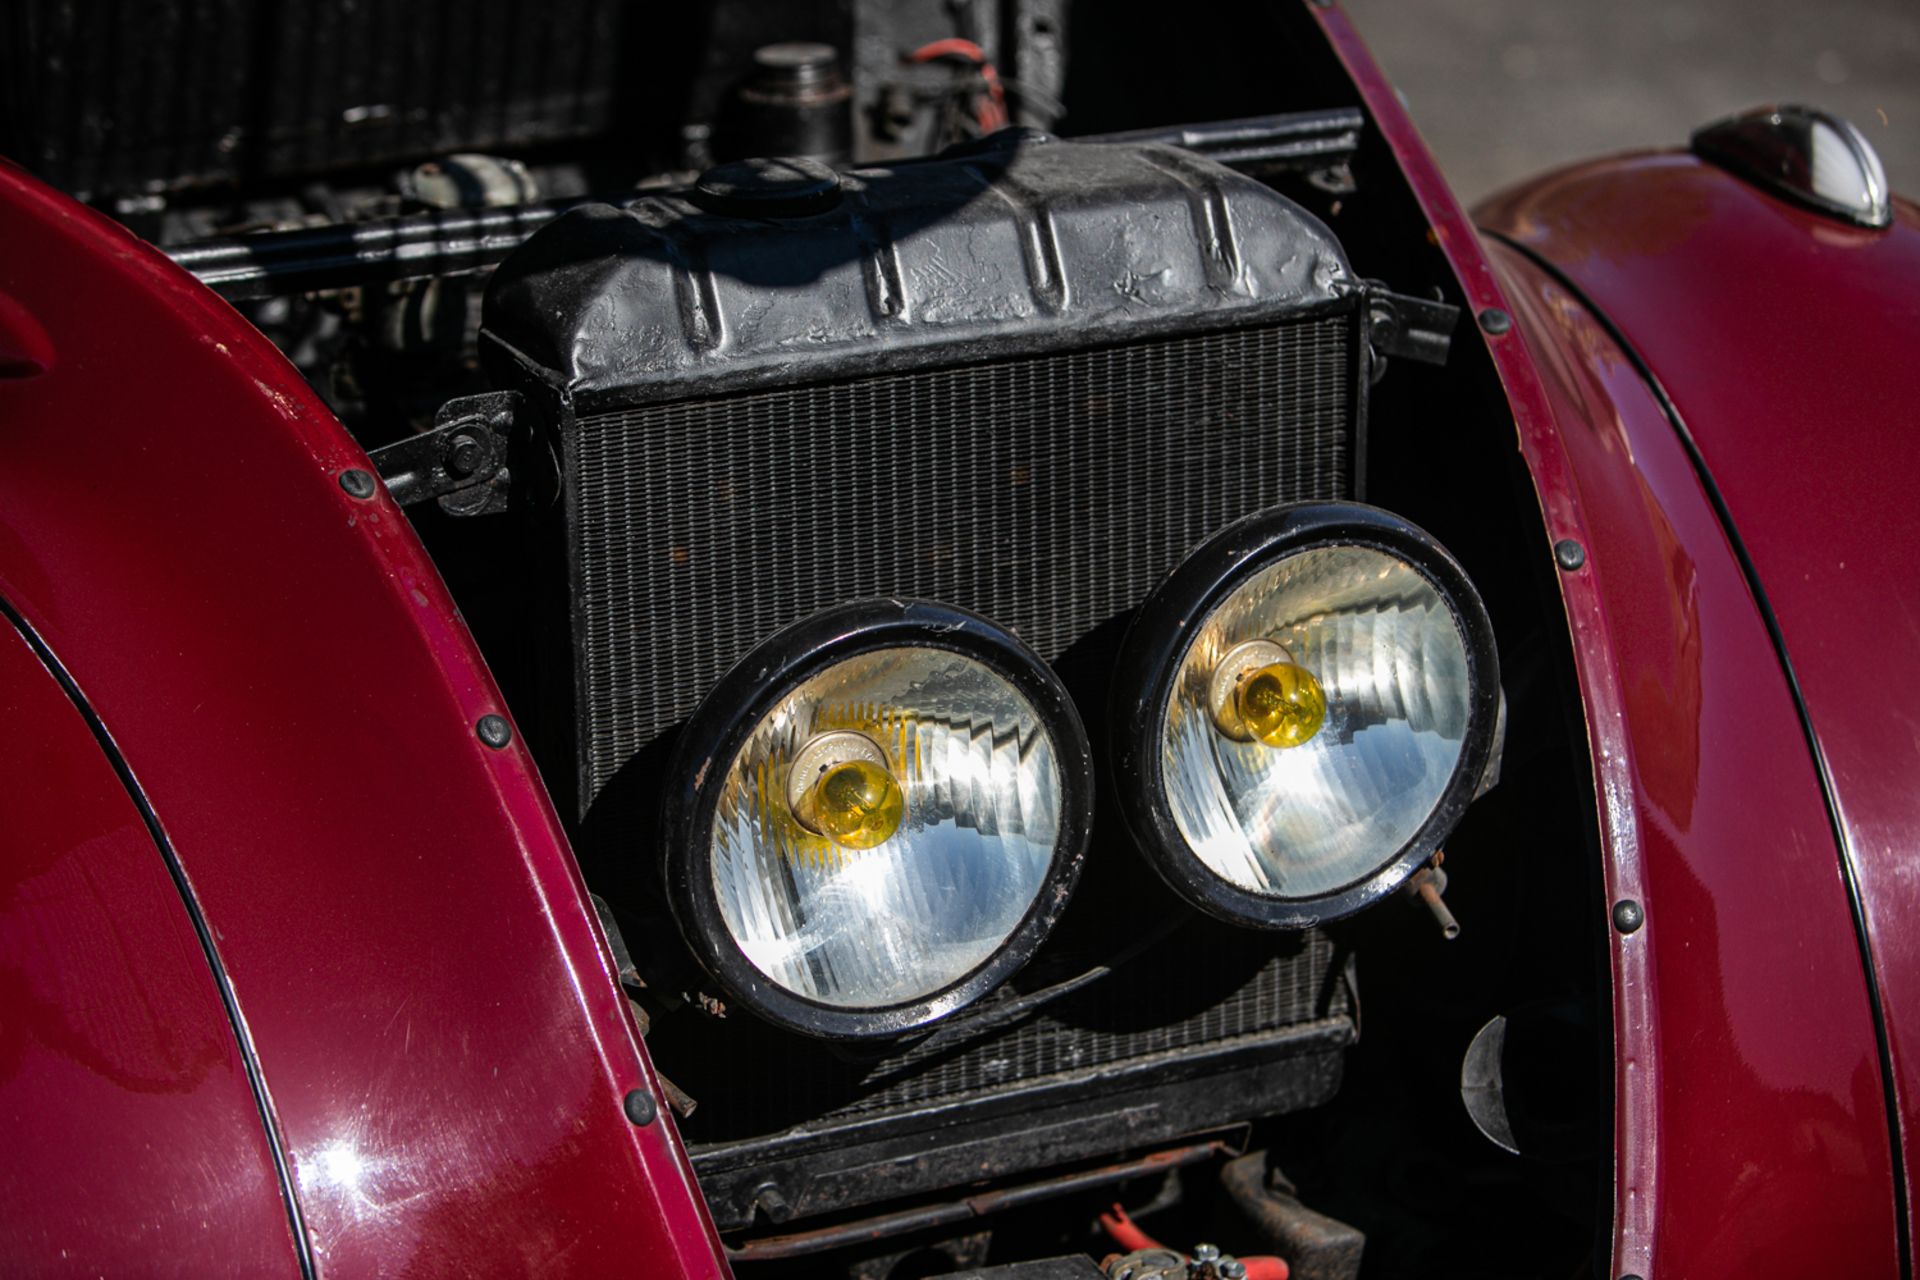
(905, 37, 1010, 132)
(1098, 1203, 1159, 1253)
(1098, 1204, 1292, 1280)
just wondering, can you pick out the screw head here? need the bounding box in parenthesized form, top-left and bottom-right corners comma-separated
(1478, 306, 1513, 335)
(623, 1088, 657, 1126)
(1613, 899, 1645, 934)
(476, 714, 513, 749)
(1554, 538, 1587, 571)
(338, 468, 377, 499)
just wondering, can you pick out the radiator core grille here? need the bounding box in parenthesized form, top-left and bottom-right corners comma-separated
(669, 926, 1349, 1146)
(569, 313, 1358, 807)
(805, 928, 1345, 1125)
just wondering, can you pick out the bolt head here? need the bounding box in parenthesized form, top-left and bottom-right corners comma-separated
(623, 1088, 657, 1125)
(476, 714, 513, 749)
(446, 434, 484, 479)
(1613, 899, 1645, 934)
(338, 468, 377, 499)
(1478, 306, 1513, 335)
(1554, 538, 1587, 571)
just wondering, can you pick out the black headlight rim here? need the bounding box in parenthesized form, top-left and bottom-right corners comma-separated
(1111, 501, 1500, 930)
(662, 597, 1096, 1040)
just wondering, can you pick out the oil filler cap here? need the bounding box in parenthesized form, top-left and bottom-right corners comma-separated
(691, 156, 842, 218)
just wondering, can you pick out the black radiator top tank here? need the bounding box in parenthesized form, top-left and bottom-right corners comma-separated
(480, 128, 1360, 409)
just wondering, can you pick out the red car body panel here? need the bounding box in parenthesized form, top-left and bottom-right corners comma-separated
(1486, 240, 1902, 1280)
(1480, 156, 1920, 1265)
(0, 619, 303, 1276)
(0, 162, 727, 1277)
(1312, 8, 1909, 1276)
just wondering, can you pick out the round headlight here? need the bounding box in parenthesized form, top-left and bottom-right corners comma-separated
(663, 600, 1094, 1038)
(1112, 503, 1498, 928)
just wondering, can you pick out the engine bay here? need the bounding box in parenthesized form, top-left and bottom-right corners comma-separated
(3, 2, 1612, 1275)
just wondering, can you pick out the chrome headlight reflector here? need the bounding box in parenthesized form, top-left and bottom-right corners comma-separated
(664, 600, 1094, 1038)
(1113, 503, 1498, 928)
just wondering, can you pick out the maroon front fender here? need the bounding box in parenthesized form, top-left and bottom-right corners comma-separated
(1482, 151, 1920, 1274)
(1311, 8, 1907, 1274)
(0, 161, 727, 1277)
(0, 615, 305, 1276)
(1485, 237, 1901, 1279)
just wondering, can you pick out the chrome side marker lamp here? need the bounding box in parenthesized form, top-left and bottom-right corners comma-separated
(1693, 104, 1892, 229)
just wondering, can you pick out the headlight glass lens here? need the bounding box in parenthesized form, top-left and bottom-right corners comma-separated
(1162, 544, 1471, 899)
(710, 647, 1062, 1009)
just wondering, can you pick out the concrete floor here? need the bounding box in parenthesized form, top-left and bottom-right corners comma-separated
(1341, 0, 1920, 208)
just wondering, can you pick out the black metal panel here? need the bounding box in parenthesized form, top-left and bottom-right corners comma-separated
(940, 1260, 1107, 1280)
(683, 921, 1359, 1228)
(657, 920, 1353, 1228)
(694, 1030, 1350, 1230)
(569, 314, 1359, 808)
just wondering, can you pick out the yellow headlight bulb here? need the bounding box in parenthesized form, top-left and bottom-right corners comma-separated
(1209, 639, 1326, 748)
(788, 731, 906, 850)
(1238, 660, 1326, 747)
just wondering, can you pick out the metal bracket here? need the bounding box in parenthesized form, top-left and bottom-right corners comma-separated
(1365, 284, 1462, 373)
(370, 390, 520, 514)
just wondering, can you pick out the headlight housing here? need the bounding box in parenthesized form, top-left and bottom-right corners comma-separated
(663, 599, 1094, 1038)
(1112, 502, 1498, 929)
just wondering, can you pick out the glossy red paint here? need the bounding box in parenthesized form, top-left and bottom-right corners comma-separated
(1488, 240, 1901, 1279)
(0, 618, 303, 1276)
(1481, 151, 1920, 1269)
(0, 161, 728, 1277)
(1310, 9, 1905, 1275)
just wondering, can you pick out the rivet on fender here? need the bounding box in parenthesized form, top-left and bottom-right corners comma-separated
(1477, 307, 1512, 335)
(1554, 539, 1586, 571)
(338, 468, 377, 499)
(624, 1088, 658, 1126)
(1612, 900, 1645, 934)
(476, 714, 513, 749)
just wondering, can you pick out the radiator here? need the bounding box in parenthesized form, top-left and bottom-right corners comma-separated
(481, 132, 1367, 1230)
(569, 314, 1359, 806)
